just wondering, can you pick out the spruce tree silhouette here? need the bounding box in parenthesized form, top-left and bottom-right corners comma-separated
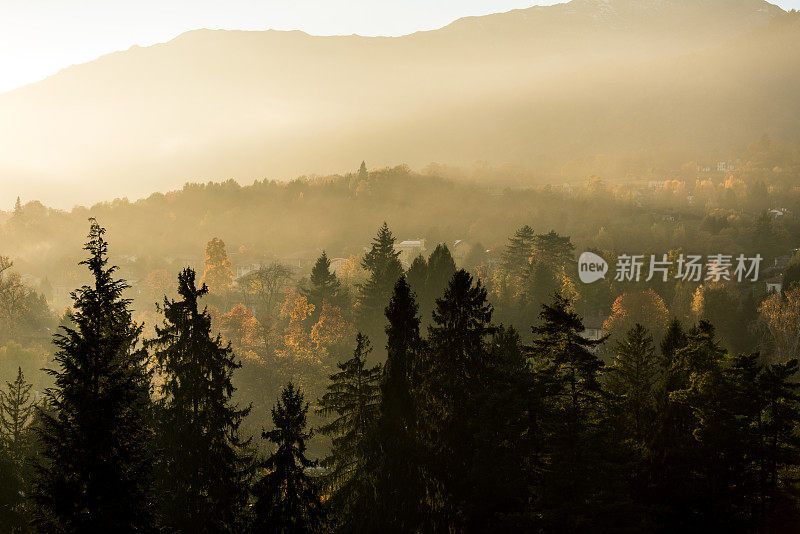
(35, 219, 155, 533)
(252, 383, 326, 534)
(149, 267, 253, 533)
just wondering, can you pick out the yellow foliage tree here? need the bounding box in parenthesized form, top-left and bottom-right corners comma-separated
(201, 237, 233, 294)
(758, 287, 800, 364)
(310, 300, 355, 351)
(603, 289, 670, 343)
(278, 289, 317, 362)
(220, 303, 264, 359)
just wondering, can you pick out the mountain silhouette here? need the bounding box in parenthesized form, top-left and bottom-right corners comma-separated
(0, 0, 794, 207)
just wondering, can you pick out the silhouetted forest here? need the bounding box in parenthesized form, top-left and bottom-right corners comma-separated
(3, 0, 800, 530)
(0, 136, 800, 531)
(1, 199, 800, 531)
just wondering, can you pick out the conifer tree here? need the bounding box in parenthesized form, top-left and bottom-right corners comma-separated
(404, 255, 427, 305)
(373, 278, 425, 531)
(0, 367, 34, 460)
(252, 383, 326, 534)
(501, 225, 535, 275)
(519, 260, 559, 327)
(527, 293, 610, 530)
(357, 223, 403, 349)
(648, 320, 727, 529)
(420, 269, 496, 530)
(358, 161, 368, 182)
(756, 358, 800, 522)
(0, 367, 35, 531)
(660, 318, 688, 367)
(35, 219, 155, 533)
(608, 324, 660, 442)
(532, 230, 575, 270)
(149, 267, 252, 533)
(469, 326, 537, 530)
(316, 333, 381, 527)
(420, 244, 456, 325)
(529, 294, 606, 424)
(302, 251, 342, 320)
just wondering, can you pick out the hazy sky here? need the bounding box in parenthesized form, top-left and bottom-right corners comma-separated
(0, 0, 797, 93)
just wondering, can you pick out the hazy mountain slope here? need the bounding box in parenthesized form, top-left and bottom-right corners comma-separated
(0, 0, 790, 207)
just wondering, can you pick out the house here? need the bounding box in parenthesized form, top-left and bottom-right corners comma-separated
(235, 262, 265, 278)
(582, 327, 605, 341)
(451, 240, 469, 261)
(396, 239, 426, 263)
(769, 208, 791, 220)
(329, 257, 347, 274)
(766, 275, 783, 294)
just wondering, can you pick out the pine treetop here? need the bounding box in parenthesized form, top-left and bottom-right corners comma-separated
(0, 367, 34, 451)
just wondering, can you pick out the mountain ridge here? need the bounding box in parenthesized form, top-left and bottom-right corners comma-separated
(0, 0, 793, 208)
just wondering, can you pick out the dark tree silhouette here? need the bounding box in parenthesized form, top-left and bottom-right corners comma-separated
(34, 219, 155, 533)
(0, 367, 35, 530)
(357, 223, 403, 351)
(316, 333, 381, 528)
(372, 277, 426, 531)
(501, 225, 536, 275)
(302, 251, 343, 320)
(149, 267, 253, 533)
(419, 269, 496, 531)
(252, 383, 326, 534)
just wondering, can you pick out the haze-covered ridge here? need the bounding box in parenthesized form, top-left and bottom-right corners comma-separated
(0, 0, 794, 208)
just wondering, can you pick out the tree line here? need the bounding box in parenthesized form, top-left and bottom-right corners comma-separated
(1, 219, 800, 532)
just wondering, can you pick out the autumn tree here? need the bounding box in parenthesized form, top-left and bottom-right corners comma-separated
(202, 237, 234, 294)
(220, 303, 264, 359)
(0, 256, 51, 345)
(310, 301, 356, 363)
(240, 263, 294, 348)
(758, 287, 800, 364)
(35, 220, 155, 532)
(149, 268, 253, 533)
(278, 289, 317, 362)
(603, 289, 670, 346)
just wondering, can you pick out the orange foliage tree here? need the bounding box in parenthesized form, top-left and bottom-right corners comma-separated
(277, 289, 317, 362)
(218, 303, 263, 359)
(201, 237, 233, 294)
(758, 287, 800, 364)
(277, 291, 356, 365)
(603, 289, 670, 343)
(311, 300, 356, 352)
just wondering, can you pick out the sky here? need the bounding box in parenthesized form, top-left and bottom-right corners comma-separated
(0, 0, 797, 94)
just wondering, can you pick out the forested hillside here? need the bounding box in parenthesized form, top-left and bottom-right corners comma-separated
(1, 134, 800, 531)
